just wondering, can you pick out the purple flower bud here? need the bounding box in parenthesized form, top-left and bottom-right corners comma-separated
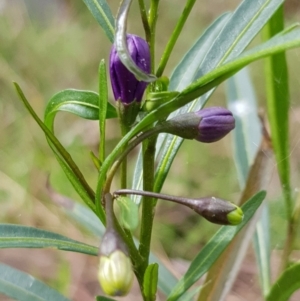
(195, 107, 235, 143)
(162, 107, 235, 143)
(109, 34, 151, 104)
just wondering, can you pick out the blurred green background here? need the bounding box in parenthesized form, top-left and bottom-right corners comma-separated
(1, 0, 300, 300)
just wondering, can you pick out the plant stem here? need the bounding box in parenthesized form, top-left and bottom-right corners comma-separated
(120, 121, 130, 189)
(98, 60, 108, 165)
(148, 0, 159, 92)
(138, 0, 151, 42)
(156, 0, 197, 77)
(102, 124, 169, 194)
(139, 135, 157, 276)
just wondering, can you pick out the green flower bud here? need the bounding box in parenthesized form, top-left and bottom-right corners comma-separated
(98, 229, 134, 296)
(98, 249, 134, 296)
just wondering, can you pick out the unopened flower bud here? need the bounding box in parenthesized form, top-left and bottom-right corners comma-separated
(109, 34, 151, 104)
(191, 197, 244, 225)
(98, 229, 134, 296)
(163, 107, 235, 143)
(113, 189, 243, 226)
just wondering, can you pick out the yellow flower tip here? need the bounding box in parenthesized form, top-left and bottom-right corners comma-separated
(227, 205, 244, 225)
(98, 250, 134, 296)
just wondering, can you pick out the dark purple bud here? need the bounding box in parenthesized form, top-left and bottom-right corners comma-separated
(162, 107, 235, 143)
(109, 34, 151, 104)
(195, 107, 235, 143)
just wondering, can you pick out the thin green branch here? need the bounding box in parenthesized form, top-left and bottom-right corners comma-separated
(138, 0, 151, 41)
(156, 0, 197, 77)
(139, 136, 157, 276)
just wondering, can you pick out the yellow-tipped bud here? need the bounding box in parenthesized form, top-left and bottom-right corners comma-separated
(227, 205, 244, 225)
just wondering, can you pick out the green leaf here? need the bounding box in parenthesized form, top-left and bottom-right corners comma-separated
(173, 27, 300, 116)
(98, 60, 109, 164)
(166, 191, 266, 301)
(266, 262, 300, 301)
(143, 263, 159, 301)
(115, 196, 139, 231)
(0, 263, 71, 301)
(253, 205, 271, 296)
(227, 68, 271, 296)
(170, 13, 232, 92)
(227, 68, 261, 187)
(14, 83, 98, 216)
(82, 0, 115, 43)
(0, 224, 98, 256)
(44, 89, 117, 131)
(264, 7, 292, 218)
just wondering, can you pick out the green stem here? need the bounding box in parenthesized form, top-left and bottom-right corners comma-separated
(156, 0, 197, 77)
(102, 124, 171, 194)
(120, 121, 130, 189)
(139, 135, 157, 275)
(138, 0, 151, 41)
(148, 0, 159, 92)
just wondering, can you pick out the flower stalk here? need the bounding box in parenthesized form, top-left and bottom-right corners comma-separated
(114, 189, 244, 225)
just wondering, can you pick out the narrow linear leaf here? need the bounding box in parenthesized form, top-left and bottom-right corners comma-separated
(196, 0, 285, 77)
(266, 262, 300, 301)
(0, 224, 98, 256)
(82, 0, 115, 43)
(227, 68, 271, 296)
(0, 263, 71, 301)
(264, 6, 292, 218)
(227, 68, 261, 186)
(253, 205, 271, 296)
(98, 60, 109, 164)
(143, 263, 159, 301)
(14, 83, 99, 216)
(179, 28, 300, 110)
(166, 191, 266, 301)
(44, 89, 117, 132)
